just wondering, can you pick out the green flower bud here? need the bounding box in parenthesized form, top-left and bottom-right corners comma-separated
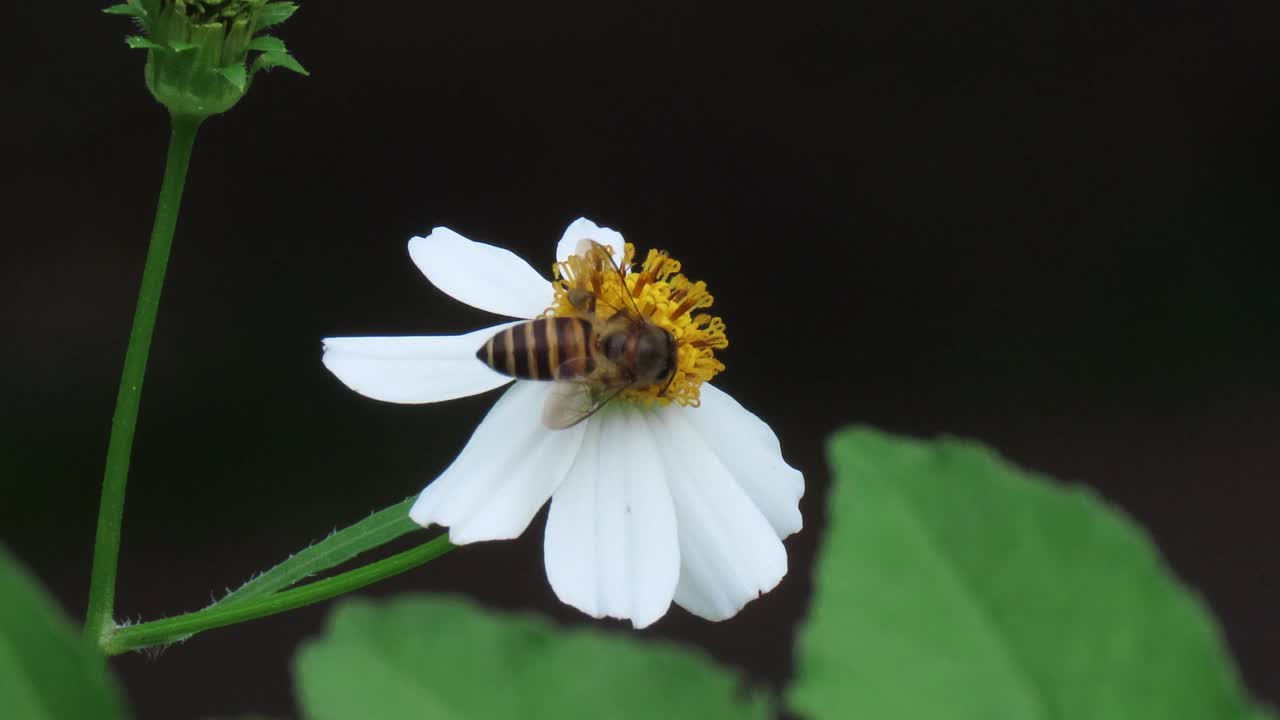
(106, 0, 307, 118)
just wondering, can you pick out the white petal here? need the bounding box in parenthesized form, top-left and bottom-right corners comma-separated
(681, 385, 805, 538)
(544, 409, 680, 629)
(410, 381, 587, 544)
(322, 323, 517, 404)
(408, 227, 552, 318)
(644, 408, 788, 621)
(555, 218, 627, 267)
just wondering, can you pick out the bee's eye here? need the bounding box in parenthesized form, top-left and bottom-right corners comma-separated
(635, 331, 669, 372)
(603, 333, 628, 360)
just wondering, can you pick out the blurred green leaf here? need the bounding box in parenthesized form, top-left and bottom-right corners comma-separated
(295, 595, 768, 720)
(0, 545, 128, 719)
(168, 40, 197, 53)
(788, 427, 1269, 720)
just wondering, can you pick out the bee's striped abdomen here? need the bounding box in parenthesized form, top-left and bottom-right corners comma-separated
(478, 317, 596, 380)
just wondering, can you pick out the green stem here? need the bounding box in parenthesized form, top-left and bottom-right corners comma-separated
(84, 113, 203, 647)
(101, 535, 455, 655)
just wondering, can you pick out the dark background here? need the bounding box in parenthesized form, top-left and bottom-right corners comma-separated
(4, 1, 1278, 717)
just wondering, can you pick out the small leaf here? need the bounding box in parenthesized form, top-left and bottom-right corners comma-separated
(0, 545, 128, 719)
(252, 51, 309, 77)
(102, 2, 145, 17)
(125, 35, 165, 51)
(787, 427, 1271, 720)
(218, 497, 418, 606)
(256, 2, 298, 29)
(294, 595, 768, 720)
(168, 40, 197, 53)
(248, 35, 287, 53)
(214, 64, 248, 92)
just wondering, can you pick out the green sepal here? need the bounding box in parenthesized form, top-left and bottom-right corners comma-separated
(248, 35, 287, 53)
(126, 35, 165, 50)
(168, 40, 198, 53)
(214, 64, 249, 92)
(252, 51, 308, 77)
(256, 2, 299, 30)
(102, 1, 145, 17)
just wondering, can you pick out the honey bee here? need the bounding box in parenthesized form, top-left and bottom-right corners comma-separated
(476, 240, 679, 429)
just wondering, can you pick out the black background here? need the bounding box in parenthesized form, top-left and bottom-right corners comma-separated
(4, 2, 1278, 717)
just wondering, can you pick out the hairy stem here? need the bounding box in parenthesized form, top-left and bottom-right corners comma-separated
(218, 497, 419, 606)
(102, 535, 454, 654)
(84, 113, 203, 648)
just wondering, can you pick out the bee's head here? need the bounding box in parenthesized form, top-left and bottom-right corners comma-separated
(635, 325, 678, 389)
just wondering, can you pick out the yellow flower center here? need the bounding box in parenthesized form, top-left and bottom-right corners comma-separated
(546, 243, 728, 407)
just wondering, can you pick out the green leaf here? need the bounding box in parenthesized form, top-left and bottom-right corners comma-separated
(218, 497, 418, 606)
(102, 1, 145, 17)
(0, 545, 128, 719)
(295, 595, 769, 720)
(256, 2, 299, 29)
(168, 40, 197, 53)
(788, 427, 1270, 720)
(125, 35, 165, 51)
(1249, 707, 1280, 720)
(248, 35, 287, 53)
(214, 64, 248, 92)
(251, 51, 309, 77)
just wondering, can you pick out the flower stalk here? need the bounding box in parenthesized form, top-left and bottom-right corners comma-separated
(84, 113, 203, 648)
(87, 0, 309, 652)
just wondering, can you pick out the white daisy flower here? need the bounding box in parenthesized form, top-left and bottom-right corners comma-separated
(322, 218, 804, 628)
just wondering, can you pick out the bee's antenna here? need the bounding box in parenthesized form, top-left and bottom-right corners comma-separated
(594, 241, 644, 320)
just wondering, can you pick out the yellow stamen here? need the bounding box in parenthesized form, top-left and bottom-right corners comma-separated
(547, 243, 728, 407)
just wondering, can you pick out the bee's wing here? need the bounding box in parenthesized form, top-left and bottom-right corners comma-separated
(542, 381, 628, 430)
(575, 238, 617, 272)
